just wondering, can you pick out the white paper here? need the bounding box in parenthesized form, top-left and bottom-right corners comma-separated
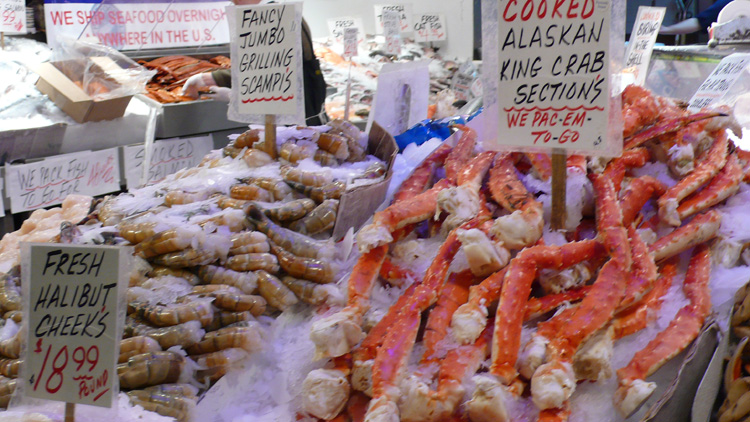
(228, 2, 305, 125)
(624, 6, 666, 86)
(414, 13, 446, 42)
(44, 0, 230, 50)
(22, 244, 124, 408)
(374, 3, 413, 34)
(326, 16, 364, 44)
(343, 27, 359, 59)
(383, 10, 401, 56)
(123, 135, 214, 189)
(491, 0, 616, 153)
(688, 53, 750, 111)
(367, 60, 430, 136)
(5, 148, 120, 214)
(1, 0, 26, 34)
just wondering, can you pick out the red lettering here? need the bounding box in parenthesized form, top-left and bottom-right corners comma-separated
(581, 0, 594, 19)
(503, 0, 517, 22)
(552, 0, 566, 18)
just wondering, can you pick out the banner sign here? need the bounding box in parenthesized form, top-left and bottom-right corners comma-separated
(22, 243, 127, 408)
(43, 0, 230, 50)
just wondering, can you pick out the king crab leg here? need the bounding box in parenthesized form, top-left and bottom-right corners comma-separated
(618, 224, 658, 311)
(657, 130, 728, 226)
(612, 260, 677, 339)
(444, 125, 478, 183)
(620, 176, 667, 227)
(624, 111, 726, 151)
(614, 244, 712, 417)
(603, 148, 650, 192)
(676, 152, 742, 221)
(439, 151, 496, 233)
(649, 210, 722, 262)
(393, 143, 452, 204)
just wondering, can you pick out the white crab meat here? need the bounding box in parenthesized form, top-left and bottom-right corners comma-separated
(712, 237, 743, 268)
(637, 228, 658, 245)
(438, 186, 481, 233)
(519, 334, 549, 379)
(457, 228, 510, 277)
(667, 143, 695, 177)
(490, 208, 543, 250)
(573, 326, 614, 381)
(615, 379, 657, 417)
(531, 361, 576, 409)
(352, 359, 374, 396)
(301, 369, 350, 420)
(310, 310, 365, 360)
(399, 374, 464, 422)
(451, 303, 488, 344)
(658, 198, 681, 227)
(356, 223, 393, 253)
(538, 262, 592, 294)
(467, 375, 510, 422)
(587, 156, 611, 174)
(364, 396, 400, 422)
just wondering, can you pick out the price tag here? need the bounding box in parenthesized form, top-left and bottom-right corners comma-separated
(624, 6, 665, 86)
(374, 4, 412, 34)
(5, 148, 120, 214)
(228, 2, 304, 125)
(414, 13, 446, 42)
(688, 53, 750, 111)
(452, 62, 479, 101)
(490, 0, 617, 153)
(123, 135, 213, 189)
(326, 16, 364, 44)
(22, 243, 127, 407)
(1, 0, 25, 33)
(383, 10, 401, 56)
(343, 27, 358, 59)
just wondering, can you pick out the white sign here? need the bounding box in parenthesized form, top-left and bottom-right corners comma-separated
(326, 16, 364, 44)
(383, 10, 401, 56)
(414, 13, 446, 42)
(123, 135, 214, 189)
(624, 6, 665, 86)
(493, 0, 614, 153)
(5, 148, 120, 214)
(688, 53, 750, 111)
(43, 0, 230, 50)
(374, 4, 412, 34)
(22, 243, 126, 408)
(343, 27, 358, 59)
(1, 0, 26, 33)
(229, 2, 304, 124)
(367, 60, 430, 136)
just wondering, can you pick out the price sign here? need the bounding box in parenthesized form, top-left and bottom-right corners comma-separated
(228, 2, 304, 125)
(374, 4, 412, 34)
(624, 6, 665, 85)
(688, 53, 750, 111)
(491, 0, 617, 153)
(22, 244, 127, 407)
(1, 0, 25, 33)
(5, 148, 121, 214)
(343, 27, 358, 59)
(326, 16, 364, 44)
(123, 135, 213, 189)
(383, 10, 401, 56)
(414, 13, 446, 42)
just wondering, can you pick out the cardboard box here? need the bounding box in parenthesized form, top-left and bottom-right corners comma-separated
(34, 57, 133, 123)
(332, 122, 398, 240)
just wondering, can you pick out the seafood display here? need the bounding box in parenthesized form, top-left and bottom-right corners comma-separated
(297, 85, 750, 422)
(139, 55, 231, 104)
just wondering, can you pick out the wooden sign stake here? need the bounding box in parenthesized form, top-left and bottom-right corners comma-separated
(264, 114, 277, 159)
(1, 33, 5, 50)
(65, 402, 75, 422)
(551, 149, 567, 231)
(344, 61, 353, 122)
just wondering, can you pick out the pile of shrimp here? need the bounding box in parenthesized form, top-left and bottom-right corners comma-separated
(0, 121, 389, 421)
(297, 85, 750, 422)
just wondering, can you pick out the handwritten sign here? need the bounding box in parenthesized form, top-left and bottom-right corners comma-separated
(22, 243, 126, 408)
(5, 148, 120, 214)
(43, 0, 230, 50)
(343, 27, 358, 59)
(123, 135, 213, 189)
(374, 4, 412, 34)
(453, 61, 479, 101)
(414, 13, 445, 42)
(688, 53, 750, 111)
(367, 60, 429, 136)
(624, 6, 665, 85)
(1, 0, 25, 33)
(228, 2, 304, 125)
(492, 0, 614, 152)
(326, 16, 364, 44)
(383, 10, 401, 56)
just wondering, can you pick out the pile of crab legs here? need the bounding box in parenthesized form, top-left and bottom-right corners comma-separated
(299, 84, 750, 422)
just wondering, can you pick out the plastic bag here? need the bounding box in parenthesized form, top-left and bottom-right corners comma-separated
(51, 37, 155, 101)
